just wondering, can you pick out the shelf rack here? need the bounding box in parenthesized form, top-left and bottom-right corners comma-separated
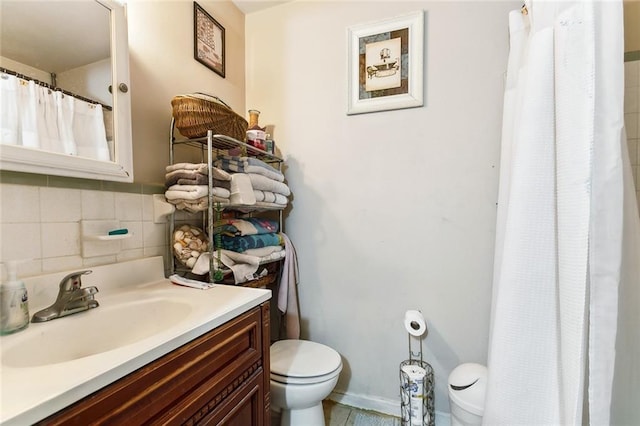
(169, 118, 286, 283)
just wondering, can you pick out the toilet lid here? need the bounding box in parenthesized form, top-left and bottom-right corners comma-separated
(270, 340, 342, 378)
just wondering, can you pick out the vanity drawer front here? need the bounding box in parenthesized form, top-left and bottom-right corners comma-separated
(162, 367, 265, 426)
(40, 303, 267, 425)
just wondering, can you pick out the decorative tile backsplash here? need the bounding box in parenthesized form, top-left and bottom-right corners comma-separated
(0, 183, 169, 280)
(625, 59, 640, 214)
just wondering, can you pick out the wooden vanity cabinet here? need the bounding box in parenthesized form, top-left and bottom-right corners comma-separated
(39, 301, 271, 426)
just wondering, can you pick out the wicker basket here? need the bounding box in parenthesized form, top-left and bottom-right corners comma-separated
(171, 93, 248, 141)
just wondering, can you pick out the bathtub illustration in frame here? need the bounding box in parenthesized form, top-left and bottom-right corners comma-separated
(347, 10, 424, 115)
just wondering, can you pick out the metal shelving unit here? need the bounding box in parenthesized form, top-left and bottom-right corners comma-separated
(169, 118, 285, 283)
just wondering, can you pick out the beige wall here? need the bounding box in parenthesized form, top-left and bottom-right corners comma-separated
(245, 0, 518, 418)
(625, 0, 640, 52)
(126, 0, 246, 184)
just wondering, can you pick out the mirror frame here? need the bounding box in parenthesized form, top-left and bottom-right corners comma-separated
(0, 0, 133, 182)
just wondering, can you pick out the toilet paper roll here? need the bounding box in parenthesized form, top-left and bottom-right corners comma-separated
(404, 310, 427, 337)
(401, 364, 427, 426)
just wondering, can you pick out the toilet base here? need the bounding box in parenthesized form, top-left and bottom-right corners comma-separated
(278, 402, 325, 426)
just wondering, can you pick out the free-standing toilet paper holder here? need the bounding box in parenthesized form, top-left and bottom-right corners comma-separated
(399, 312, 435, 426)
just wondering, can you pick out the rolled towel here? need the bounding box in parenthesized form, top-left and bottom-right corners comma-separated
(273, 193, 288, 205)
(254, 190, 275, 203)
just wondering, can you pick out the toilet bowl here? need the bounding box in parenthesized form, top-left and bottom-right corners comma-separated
(270, 339, 342, 426)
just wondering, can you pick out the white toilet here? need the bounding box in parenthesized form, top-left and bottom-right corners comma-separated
(270, 339, 343, 426)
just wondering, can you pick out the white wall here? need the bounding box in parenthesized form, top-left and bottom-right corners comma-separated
(245, 0, 519, 416)
(625, 60, 640, 208)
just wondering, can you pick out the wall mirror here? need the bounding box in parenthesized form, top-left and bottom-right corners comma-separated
(0, 0, 133, 182)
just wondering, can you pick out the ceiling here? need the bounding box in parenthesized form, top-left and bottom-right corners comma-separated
(231, 0, 291, 15)
(0, 1, 110, 73)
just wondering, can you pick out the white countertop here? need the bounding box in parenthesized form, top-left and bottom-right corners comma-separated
(0, 257, 271, 425)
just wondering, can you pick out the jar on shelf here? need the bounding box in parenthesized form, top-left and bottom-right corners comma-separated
(248, 109, 261, 129)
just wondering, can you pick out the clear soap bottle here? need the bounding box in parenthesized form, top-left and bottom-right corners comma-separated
(0, 261, 30, 334)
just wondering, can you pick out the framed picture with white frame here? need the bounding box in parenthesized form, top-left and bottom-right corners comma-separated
(347, 11, 424, 115)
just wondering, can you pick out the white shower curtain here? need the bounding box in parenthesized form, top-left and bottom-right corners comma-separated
(0, 72, 109, 161)
(485, 1, 639, 425)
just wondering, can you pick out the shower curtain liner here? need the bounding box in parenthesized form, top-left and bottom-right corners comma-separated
(485, 1, 639, 425)
(0, 72, 110, 162)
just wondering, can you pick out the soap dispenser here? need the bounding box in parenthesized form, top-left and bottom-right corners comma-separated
(0, 260, 29, 334)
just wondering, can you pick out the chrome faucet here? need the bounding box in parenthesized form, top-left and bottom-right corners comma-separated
(31, 270, 99, 322)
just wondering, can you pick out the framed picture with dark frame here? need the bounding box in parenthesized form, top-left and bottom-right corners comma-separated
(194, 2, 225, 78)
(347, 11, 424, 115)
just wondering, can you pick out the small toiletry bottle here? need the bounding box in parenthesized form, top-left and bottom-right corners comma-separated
(0, 261, 29, 334)
(265, 134, 274, 154)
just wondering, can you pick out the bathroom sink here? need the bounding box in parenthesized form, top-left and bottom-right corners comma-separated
(2, 297, 192, 368)
(0, 256, 272, 426)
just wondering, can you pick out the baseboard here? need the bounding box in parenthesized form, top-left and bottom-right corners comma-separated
(328, 391, 451, 426)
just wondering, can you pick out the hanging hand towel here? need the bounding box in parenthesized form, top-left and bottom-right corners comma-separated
(279, 233, 300, 339)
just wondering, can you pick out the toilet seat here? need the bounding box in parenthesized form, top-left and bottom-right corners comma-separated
(270, 340, 342, 385)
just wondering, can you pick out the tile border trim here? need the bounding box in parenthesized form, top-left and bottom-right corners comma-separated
(0, 170, 164, 195)
(625, 51, 640, 62)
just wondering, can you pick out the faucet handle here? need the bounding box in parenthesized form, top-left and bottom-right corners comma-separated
(59, 270, 92, 291)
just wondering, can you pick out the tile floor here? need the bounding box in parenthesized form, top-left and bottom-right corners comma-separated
(272, 400, 401, 426)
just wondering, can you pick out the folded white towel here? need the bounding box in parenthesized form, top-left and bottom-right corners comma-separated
(165, 163, 232, 181)
(244, 246, 284, 257)
(165, 185, 230, 200)
(168, 197, 229, 213)
(248, 173, 290, 196)
(165, 185, 208, 200)
(265, 249, 286, 262)
(230, 173, 256, 205)
(166, 162, 208, 173)
(193, 249, 260, 284)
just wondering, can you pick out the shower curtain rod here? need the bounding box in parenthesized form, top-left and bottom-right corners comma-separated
(0, 66, 112, 111)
